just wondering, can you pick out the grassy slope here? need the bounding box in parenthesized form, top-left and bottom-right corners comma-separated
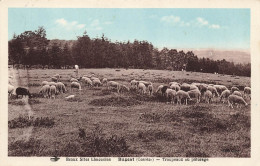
(8, 68, 250, 157)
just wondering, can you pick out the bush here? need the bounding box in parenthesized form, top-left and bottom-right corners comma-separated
(9, 138, 45, 156)
(8, 116, 55, 129)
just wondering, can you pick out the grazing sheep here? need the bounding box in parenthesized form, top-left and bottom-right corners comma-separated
(16, 87, 32, 98)
(51, 77, 58, 82)
(107, 81, 119, 90)
(147, 84, 153, 95)
(214, 85, 228, 94)
(39, 85, 50, 98)
(93, 79, 102, 87)
(169, 82, 180, 87)
(228, 95, 248, 108)
(8, 84, 15, 97)
(180, 83, 190, 92)
(197, 83, 208, 95)
(220, 90, 231, 103)
(166, 89, 177, 104)
(42, 81, 49, 86)
(188, 89, 201, 103)
(231, 86, 239, 93)
(208, 84, 214, 87)
(70, 78, 79, 82)
(138, 82, 146, 94)
(71, 82, 82, 91)
(170, 84, 180, 91)
(156, 85, 164, 94)
(244, 87, 251, 99)
(138, 81, 152, 87)
(83, 77, 93, 87)
(56, 82, 67, 94)
(204, 90, 213, 104)
(48, 82, 57, 87)
(118, 84, 129, 93)
(102, 78, 108, 86)
(175, 90, 191, 105)
(130, 79, 138, 88)
(50, 85, 57, 99)
(90, 76, 99, 81)
(207, 86, 219, 98)
(190, 85, 199, 91)
(232, 90, 242, 97)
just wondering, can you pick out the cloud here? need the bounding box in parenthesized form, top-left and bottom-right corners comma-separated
(77, 24, 86, 29)
(55, 18, 86, 30)
(210, 24, 221, 29)
(161, 15, 180, 24)
(160, 15, 223, 30)
(196, 17, 208, 26)
(56, 18, 67, 26)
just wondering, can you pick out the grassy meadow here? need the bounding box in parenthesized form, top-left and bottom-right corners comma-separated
(8, 68, 251, 157)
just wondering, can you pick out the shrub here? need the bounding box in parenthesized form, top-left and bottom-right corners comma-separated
(8, 116, 55, 129)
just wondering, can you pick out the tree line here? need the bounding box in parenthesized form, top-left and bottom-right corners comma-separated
(8, 27, 250, 77)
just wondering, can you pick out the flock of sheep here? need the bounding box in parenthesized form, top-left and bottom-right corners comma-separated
(8, 73, 251, 109)
(130, 80, 250, 108)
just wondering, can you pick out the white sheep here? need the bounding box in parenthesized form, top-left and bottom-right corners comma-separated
(166, 89, 177, 104)
(82, 77, 93, 87)
(48, 81, 57, 87)
(148, 84, 153, 95)
(137, 81, 151, 87)
(118, 84, 129, 93)
(207, 86, 219, 98)
(204, 90, 213, 104)
(232, 90, 242, 97)
(156, 85, 164, 94)
(169, 82, 180, 87)
(8, 84, 15, 97)
(220, 89, 231, 103)
(102, 78, 108, 86)
(50, 85, 57, 99)
(175, 90, 191, 105)
(90, 76, 99, 81)
(214, 85, 228, 94)
(107, 81, 119, 90)
(138, 82, 146, 94)
(231, 86, 239, 93)
(180, 83, 191, 92)
(56, 82, 67, 94)
(188, 89, 201, 103)
(51, 77, 58, 82)
(190, 85, 199, 91)
(244, 87, 251, 99)
(39, 85, 50, 98)
(71, 81, 82, 91)
(42, 81, 49, 86)
(228, 95, 248, 108)
(70, 78, 79, 82)
(93, 79, 102, 87)
(170, 84, 180, 91)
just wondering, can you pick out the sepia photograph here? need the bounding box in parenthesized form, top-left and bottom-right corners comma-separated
(1, 0, 260, 165)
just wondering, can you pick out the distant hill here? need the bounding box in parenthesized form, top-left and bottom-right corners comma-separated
(190, 49, 250, 64)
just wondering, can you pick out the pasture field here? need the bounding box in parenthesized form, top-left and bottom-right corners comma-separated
(8, 68, 250, 157)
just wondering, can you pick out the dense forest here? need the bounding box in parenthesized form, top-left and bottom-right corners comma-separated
(8, 27, 251, 77)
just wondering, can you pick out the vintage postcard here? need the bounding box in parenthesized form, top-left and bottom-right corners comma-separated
(1, 0, 260, 165)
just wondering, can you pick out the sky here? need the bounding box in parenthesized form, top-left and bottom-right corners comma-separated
(8, 8, 250, 50)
